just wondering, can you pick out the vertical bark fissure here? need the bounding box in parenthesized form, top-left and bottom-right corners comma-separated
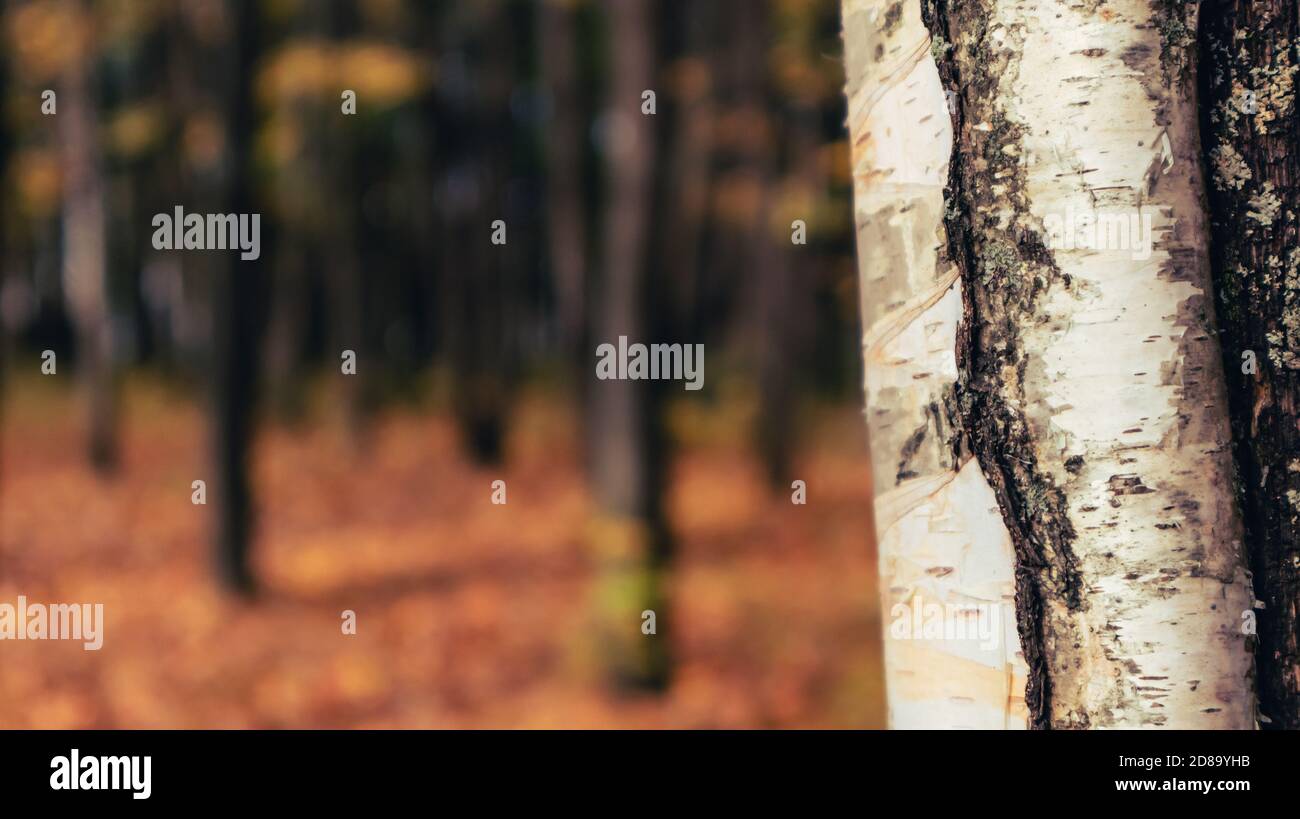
(923, 0, 1083, 729)
(1200, 0, 1300, 729)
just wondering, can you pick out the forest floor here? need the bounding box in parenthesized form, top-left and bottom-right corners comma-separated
(0, 373, 883, 728)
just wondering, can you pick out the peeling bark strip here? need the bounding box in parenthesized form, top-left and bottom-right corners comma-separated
(919, 0, 1256, 727)
(1200, 0, 1300, 729)
(844, 0, 1030, 729)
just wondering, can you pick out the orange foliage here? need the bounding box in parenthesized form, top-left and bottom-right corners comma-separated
(0, 380, 882, 728)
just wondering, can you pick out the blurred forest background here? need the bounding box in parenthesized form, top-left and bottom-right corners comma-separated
(0, 0, 882, 728)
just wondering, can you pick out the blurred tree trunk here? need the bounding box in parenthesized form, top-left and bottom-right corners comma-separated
(317, 112, 368, 446)
(0, 24, 7, 556)
(753, 223, 797, 489)
(1201, 0, 1300, 729)
(659, 0, 713, 370)
(770, 98, 824, 475)
(736, 1, 797, 490)
(437, 3, 516, 465)
(539, 0, 588, 357)
(59, 16, 117, 473)
(846, 0, 1256, 727)
(263, 239, 309, 423)
(321, 0, 369, 448)
(210, 0, 263, 596)
(587, 0, 670, 690)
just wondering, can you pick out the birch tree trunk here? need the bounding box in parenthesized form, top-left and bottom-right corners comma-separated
(845, 0, 1258, 728)
(1200, 0, 1300, 729)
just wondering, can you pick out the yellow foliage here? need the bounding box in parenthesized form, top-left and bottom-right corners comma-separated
(107, 103, 164, 160)
(258, 39, 431, 110)
(12, 148, 62, 219)
(258, 39, 335, 103)
(338, 42, 429, 106)
(5, 1, 89, 80)
(257, 114, 304, 171)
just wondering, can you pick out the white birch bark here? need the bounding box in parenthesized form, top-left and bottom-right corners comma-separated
(844, 0, 1258, 728)
(844, 0, 1028, 729)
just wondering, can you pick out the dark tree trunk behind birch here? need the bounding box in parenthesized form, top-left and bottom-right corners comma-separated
(1200, 0, 1300, 729)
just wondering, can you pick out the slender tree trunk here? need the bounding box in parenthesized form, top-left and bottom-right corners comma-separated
(211, 0, 263, 596)
(659, 0, 714, 341)
(587, 0, 670, 690)
(845, 0, 1257, 728)
(540, 0, 588, 357)
(263, 240, 309, 423)
(318, 128, 368, 447)
(1200, 0, 1300, 729)
(439, 3, 516, 465)
(59, 18, 117, 473)
(321, 0, 369, 448)
(734, 1, 798, 490)
(0, 24, 7, 578)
